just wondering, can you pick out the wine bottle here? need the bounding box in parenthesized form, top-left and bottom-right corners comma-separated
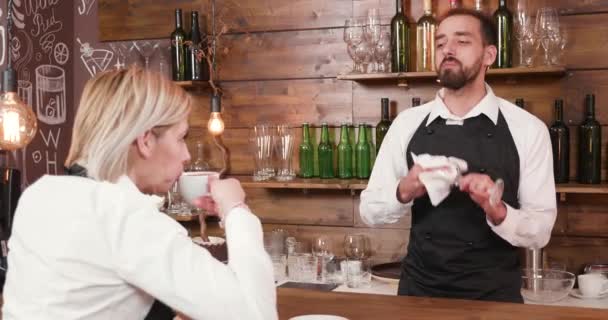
(171, 9, 186, 81)
(474, 0, 484, 12)
(299, 123, 314, 178)
(337, 124, 353, 179)
(416, 0, 436, 72)
(449, 0, 461, 9)
(318, 123, 335, 178)
(412, 97, 421, 107)
(356, 124, 371, 179)
(515, 98, 524, 109)
(367, 124, 376, 169)
(391, 0, 410, 72)
(549, 99, 569, 183)
(493, 0, 513, 68)
(376, 98, 391, 154)
(578, 94, 601, 184)
(186, 11, 203, 81)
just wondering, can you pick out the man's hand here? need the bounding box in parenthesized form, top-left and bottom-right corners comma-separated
(458, 173, 507, 225)
(397, 164, 428, 203)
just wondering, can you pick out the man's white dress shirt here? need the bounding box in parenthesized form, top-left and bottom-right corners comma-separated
(2, 175, 277, 320)
(360, 85, 557, 249)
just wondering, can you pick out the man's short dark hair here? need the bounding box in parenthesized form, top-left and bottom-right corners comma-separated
(439, 8, 497, 47)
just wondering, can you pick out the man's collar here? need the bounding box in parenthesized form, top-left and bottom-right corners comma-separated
(426, 83, 499, 126)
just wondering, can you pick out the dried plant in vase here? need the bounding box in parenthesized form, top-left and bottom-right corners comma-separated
(195, 0, 253, 177)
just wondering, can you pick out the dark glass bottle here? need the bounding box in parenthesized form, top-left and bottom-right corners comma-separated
(412, 97, 421, 107)
(171, 9, 186, 81)
(549, 99, 569, 183)
(356, 124, 371, 179)
(493, 0, 513, 68)
(318, 123, 335, 178)
(515, 98, 524, 109)
(376, 98, 391, 154)
(578, 94, 601, 184)
(299, 123, 314, 178)
(391, 0, 410, 72)
(186, 11, 203, 81)
(337, 124, 353, 179)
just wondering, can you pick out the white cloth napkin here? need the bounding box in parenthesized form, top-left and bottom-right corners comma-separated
(411, 153, 468, 206)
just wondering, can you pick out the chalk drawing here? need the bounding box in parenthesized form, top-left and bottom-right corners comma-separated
(53, 41, 68, 65)
(78, 38, 113, 77)
(12, 0, 26, 29)
(35, 64, 66, 125)
(78, 0, 96, 16)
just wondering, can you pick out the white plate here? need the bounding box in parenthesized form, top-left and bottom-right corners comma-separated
(569, 288, 608, 299)
(288, 315, 349, 320)
(371, 274, 400, 284)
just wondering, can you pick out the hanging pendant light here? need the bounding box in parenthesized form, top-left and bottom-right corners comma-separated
(207, 93, 224, 136)
(0, 0, 37, 151)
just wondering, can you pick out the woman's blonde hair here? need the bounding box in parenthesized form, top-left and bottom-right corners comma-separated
(65, 67, 192, 182)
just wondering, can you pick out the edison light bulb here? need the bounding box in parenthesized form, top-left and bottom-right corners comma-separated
(207, 112, 224, 136)
(0, 92, 37, 150)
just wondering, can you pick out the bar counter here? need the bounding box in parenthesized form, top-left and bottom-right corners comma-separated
(277, 288, 608, 320)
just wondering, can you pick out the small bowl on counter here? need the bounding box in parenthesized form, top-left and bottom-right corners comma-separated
(192, 236, 228, 263)
(521, 268, 575, 303)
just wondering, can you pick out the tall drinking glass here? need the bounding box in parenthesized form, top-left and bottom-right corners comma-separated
(274, 125, 295, 181)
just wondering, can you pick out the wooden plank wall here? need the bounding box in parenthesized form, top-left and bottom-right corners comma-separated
(99, 0, 608, 270)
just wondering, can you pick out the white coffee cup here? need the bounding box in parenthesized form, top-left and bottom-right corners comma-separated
(578, 273, 608, 297)
(178, 171, 220, 205)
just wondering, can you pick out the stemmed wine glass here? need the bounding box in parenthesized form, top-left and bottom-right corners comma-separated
(534, 8, 560, 65)
(134, 40, 160, 69)
(413, 153, 505, 206)
(513, 0, 536, 67)
(374, 29, 391, 72)
(344, 234, 370, 260)
(344, 18, 365, 73)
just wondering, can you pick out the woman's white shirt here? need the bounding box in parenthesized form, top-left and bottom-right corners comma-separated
(2, 175, 277, 320)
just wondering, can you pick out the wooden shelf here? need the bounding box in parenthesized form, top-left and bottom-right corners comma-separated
(174, 81, 210, 90)
(337, 66, 567, 87)
(231, 175, 608, 196)
(555, 183, 608, 194)
(233, 175, 368, 190)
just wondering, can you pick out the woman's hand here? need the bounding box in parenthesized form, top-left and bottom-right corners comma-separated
(191, 178, 248, 221)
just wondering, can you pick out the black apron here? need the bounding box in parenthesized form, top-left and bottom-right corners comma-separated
(397, 111, 523, 303)
(65, 165, 176, 319)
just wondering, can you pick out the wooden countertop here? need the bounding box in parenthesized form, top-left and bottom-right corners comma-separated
(277, 288, 607, 320)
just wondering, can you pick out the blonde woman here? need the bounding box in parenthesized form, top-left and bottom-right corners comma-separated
(2, 67, 277, 320)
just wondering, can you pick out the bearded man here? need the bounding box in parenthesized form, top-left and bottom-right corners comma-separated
(360, 9, 556, 303)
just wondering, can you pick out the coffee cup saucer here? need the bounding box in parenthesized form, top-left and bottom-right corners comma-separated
(570, 288, 608, 299)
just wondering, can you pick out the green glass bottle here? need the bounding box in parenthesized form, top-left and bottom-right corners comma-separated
(391, 0, 410, 72)
(318, 123, 334, 178)
(416, 0, 436, 72)
(356, 123, 371, 179)
(349, 124, 357, 175)
(367, 124, 376, 169)
(493, 0, 512, 68)
(337, 124, 353, 179)
(376, 98, 392, 154)
(578, 94, 601, 184)
(550, 99, 569, 183)
(299, 123, 314, 178)
(171, 9, 186, 81)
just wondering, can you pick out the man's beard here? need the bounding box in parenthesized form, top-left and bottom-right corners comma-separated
(437, 56, 484, 90)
